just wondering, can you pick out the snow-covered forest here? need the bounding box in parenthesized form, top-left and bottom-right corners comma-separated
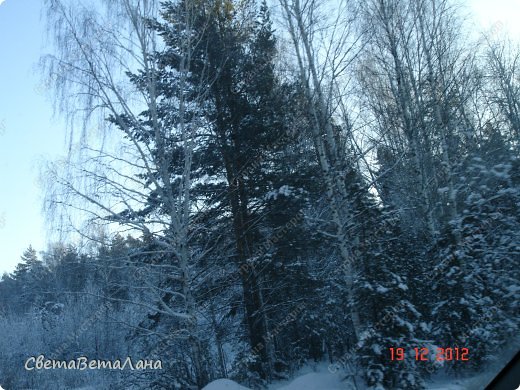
(0, 0, 519, 388)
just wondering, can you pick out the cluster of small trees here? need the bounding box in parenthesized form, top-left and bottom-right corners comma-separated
(0, 0, 519, 388)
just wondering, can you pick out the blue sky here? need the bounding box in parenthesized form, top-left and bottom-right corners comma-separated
(0, 0, 519, 275)
(0, 0, 67, 275)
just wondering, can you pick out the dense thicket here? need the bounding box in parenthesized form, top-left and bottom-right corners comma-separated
(1, 0, 519, 389)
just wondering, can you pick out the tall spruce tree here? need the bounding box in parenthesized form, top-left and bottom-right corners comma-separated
(154, 0, 305, 382)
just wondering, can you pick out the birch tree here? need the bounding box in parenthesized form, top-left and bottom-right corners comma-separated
(41, 0, 211, 386)
(279, 0, 365, 342)
(484, 37, 520, 148)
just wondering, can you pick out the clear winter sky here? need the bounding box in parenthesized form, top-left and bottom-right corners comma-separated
(0, 0, 519, 275)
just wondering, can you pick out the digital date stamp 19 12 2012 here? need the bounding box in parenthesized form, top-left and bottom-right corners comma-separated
(389, 347, 469, 361)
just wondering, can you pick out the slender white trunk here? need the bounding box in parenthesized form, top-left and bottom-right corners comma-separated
(280, 0, 361, 340)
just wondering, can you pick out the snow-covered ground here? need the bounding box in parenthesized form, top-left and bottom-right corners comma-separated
(269, 363, 349, 390)
(203, 378, 252, 390)
(201, 363, 351, 390)
(202, 362, 499, 390)
(273, 372, 346, 390)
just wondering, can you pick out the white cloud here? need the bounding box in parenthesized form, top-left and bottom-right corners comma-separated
(468, 0, 520, 41)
